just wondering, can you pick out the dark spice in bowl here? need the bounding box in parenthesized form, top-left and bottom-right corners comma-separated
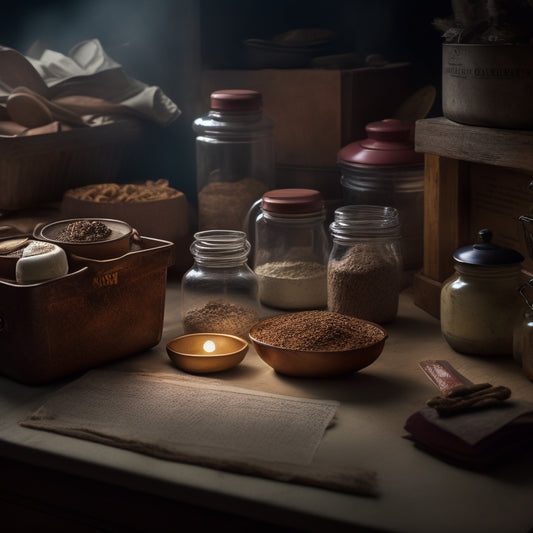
(58, 220, 111, 242)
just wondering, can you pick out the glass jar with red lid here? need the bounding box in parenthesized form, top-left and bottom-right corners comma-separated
(193, 89, 275, 232)
(338, 118, 424, 275)
(250, 188, 330, 310)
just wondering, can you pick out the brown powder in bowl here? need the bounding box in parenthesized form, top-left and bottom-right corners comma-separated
(250, 310, 386, 352)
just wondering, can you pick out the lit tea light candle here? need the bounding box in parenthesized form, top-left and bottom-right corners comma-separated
(203, 339, 216, 353)
(166, 333, 249, 374)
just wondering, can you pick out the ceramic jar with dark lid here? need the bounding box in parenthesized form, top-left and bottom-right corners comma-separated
(250, 188, 330, 310)
(440, 229, 525, 356)
(193, 89, 275, 232)
(338, 118, 424, 274)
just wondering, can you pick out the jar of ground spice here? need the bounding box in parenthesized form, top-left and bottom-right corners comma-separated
(181, 230, 260, 339)
(193, 89, 275, 232)
(327, 205, 402, 324)
(251, 188, 330, 310)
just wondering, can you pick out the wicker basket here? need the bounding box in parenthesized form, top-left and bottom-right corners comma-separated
(0, 119, 143, 212)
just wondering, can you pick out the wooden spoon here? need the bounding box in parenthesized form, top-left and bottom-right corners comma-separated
(7, 86, 87, 128)
(6, 91, 54, 128)
(0, 237, 29, 254)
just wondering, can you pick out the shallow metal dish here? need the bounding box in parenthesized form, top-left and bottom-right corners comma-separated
(249, 314, 387, 378)
(167, 333, 249, 374)
(34, 217, 133, 260)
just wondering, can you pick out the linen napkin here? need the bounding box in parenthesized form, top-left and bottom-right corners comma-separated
(404, 401, 533, 468)
(0, 39, 180, 126)
(20, 370, 377, 496)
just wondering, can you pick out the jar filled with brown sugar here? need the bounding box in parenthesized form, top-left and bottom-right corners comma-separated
(193, 89, 275, 232)
(327, 205, 402, 324)
(181, 230, 260, 339)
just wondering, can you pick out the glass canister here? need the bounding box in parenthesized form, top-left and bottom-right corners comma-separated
(193, 89, 275, 232)
(337, 118, 424, 274)
(251, 188, 330, 310)
(440, 229, 524, 356)
(181, 230, 260, 339)
(327, 204, 402, 324)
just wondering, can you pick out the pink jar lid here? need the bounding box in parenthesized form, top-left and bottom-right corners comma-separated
(262, 188, 324, 214)
(210, 89, 262, 112)
(338, 118, 423, 166)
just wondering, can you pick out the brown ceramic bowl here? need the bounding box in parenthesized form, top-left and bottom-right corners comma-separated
(166, 333, 249, 374)
(249, 314, 387, 378)
(34, 218, 133, 260)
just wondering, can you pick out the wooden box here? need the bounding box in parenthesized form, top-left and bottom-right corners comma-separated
(0, 236, 173, 385)
(202, 65, 414, 197)
(413, 117, 533, 318)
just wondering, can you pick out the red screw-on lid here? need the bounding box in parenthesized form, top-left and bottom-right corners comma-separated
(338, 118, 423, 166)
(210, 89, 262, 112)
(262, 188, 324, 214)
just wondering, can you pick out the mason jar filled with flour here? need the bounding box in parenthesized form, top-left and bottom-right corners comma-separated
(328, 205, 402, 324)
(252, 188, 330, 310)
(181, 230, 260, 339)
(193, 89, 275, 232)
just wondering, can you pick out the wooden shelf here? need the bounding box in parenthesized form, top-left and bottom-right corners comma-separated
(413, 117, 533, 318)
(415, 117, 533, 173)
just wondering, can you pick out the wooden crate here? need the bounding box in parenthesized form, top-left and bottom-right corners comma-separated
(201, 65, 414, 170)
(413, 117, 533, 318)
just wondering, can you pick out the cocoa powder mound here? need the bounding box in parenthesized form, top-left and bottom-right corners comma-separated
(250, 310, 385, 351)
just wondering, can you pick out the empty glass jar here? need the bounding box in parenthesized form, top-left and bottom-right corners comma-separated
(181, 230, 260, 339)
(327, 205, 402, 324)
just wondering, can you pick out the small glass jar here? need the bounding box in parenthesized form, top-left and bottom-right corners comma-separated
(181, 230, 260, 339)
(251, 188, 330, 310)
(337, 119, 424, 273)
(327, 205, 402, 324)
(440, 229, 524, 356)
(193, 89, 275, 232)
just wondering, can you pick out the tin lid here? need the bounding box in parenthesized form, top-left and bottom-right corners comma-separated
(210, 89, 262, 112)
(453, 229, 524, 266)
(261, 188, 324, 214)
(338, 118, 423, 166)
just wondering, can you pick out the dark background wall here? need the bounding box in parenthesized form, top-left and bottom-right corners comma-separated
(1, 0, 452, 204)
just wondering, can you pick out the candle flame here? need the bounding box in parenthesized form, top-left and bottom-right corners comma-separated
(203, 340, 216, 353)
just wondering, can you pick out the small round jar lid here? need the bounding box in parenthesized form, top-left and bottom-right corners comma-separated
(338, 118, 423, 166)
(210, 89, 262, 112)
(453, 229, 524, 266)
(262, 188, 324, 214)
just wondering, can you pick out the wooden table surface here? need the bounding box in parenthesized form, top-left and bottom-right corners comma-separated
(0, 276, 532, 533)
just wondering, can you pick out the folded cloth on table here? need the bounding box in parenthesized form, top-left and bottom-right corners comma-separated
(20, 369, 378, 497)
(0, 39, 180, 126)
(404, 401, 533, 468)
